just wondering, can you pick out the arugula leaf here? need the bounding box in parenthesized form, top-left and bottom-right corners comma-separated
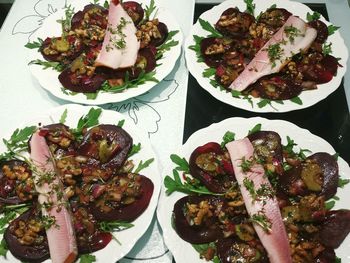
(24, 38, 43, 49)
(323, 42, 333, 55)
(244, 0, 255, 16)
(210, 79, 225, 91)
(61, 87, 78, 96)
(59, 109, 68, 124)
(170, 154, 189, 173)
(221, 131, 235, 148)
(290, 96, 303, 105)
(80, 254, 96, 263)
(202, 68, 216, 78)
(306, 11, 321, 22)
(57, 4, 75, 35)
(333, 152, 339, 161)
(101, 71, 158, 93)
(257, 99, 269, 108)
(72, 108, 102, 138)
(0, 204, 30, 234)
(28, 59, 64, 72)
(192, 242, 219, 262)
(198, 18, 223, 38)
(84, 92, 98, 100)
(325, 200, 335, 210)
(328, 25, 340, 36)
(164, 169, 219, 196)
(99, 221, 134, 232)
(336, 256, 341, 263)
(128, 143, 141, 158)
(0, 239, 8, 258)
(156, 30, 179, 60)
(134, 158, 154, 173)
(231, 90, 241, 98)
(143, 0, 157, 22)
(338, 178, 350, 188)
(242, 95, 254, 108)
(103, 0, 109, 9)
(188, 35, 205, 63)
(269, 4, 277, 9)
(117, 119, 125, 128)
(248, 124, 261, 135)
(283, 136, 297, 155)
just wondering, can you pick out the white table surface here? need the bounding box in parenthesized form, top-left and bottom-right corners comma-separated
(0, 0, 349, 262)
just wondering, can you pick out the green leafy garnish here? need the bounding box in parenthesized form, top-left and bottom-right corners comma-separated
(325, 200, 336, 210)
(269, 4, 277, 9)
(61, 87, 78, 96)
(143, 0, 157, 22)
(338, 178, 350, 188)
(0, 204, 30, 234)
(24, 38, 43, 49)
(134, 158, 154, 173)
(156, 30, 179, 60)
(250, 212, 272, 232)
(84, 92, 98, 100)
(328, 25, 340, 36)
(266, 43, 283, 68)
(72, 108, 102, 138)
(0, 239, 8, 258)
(284, 25, 303, 42)
(248, 123, 261, 135)
(0, 126, 37, 162)
(290, 96, 303, 105)
(101, 71, 158, 93)
(57, 4, 75, 35)
(117, 119, 125, 128)
(99, 221, 134, 232)
(203, 68, 216, 78)
(192, 242, 219, 262)
(188, 35, 205, 63)
(332, 153, 339, 161)
(28, 59, 64, 72)
(336, 256, 342, 263)
(244, 0, 255, 16)
(80, 254, 96, 263)
(306, 11, 321, 22)
(164, 169, 218, 196)
(170, 154, 190, 173)
(103, 0, 109, 9)
(240, 157, 253, 173)
(59, 109, 68, 124)
(323, 42, 333, 55)
(128, 143, 141, 158)
(198, 18, 223, 38)
(221, 131, 235, 148)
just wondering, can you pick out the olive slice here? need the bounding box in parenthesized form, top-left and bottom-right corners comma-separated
(91, 174, 154, 222)
(319, 210, 350, 248)
(78, 125, 132, 171)
(189, 142, 235, 193)
(122, 1, 144, 25)
(0, 160, 35, 205)
(4, 207, 49, 263)
(173, 195, 224, 244)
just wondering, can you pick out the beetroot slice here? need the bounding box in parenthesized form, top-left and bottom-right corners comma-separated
(200, 37, 228, 68)
(307, 152, 338, 200)
(78, 125, 132, 171)
(278, 165, 307, 197)
(314, 247, 336, 263)
(71, 4, 108, 30)
(319, 210, 350, 248)
(149, 22, 168, 47)
(0, 160, 34, 205)
(91, 174, 154, 222)
(308, 20, 328, 44)
(122, 1, 144, 25)
(258, 8, 292, 28)
(136, 48, 157, 73)
(189, 142, 236, 193)
(4, 208, 49, 263)
(173, 195, 224, 244)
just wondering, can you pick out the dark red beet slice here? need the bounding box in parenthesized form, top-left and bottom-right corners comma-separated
(321, 54, 339, 76)
(215, 8, 255, 37)
(91, 174, 154, 221)
(40, 35, 84, 63)
(78, 125, 132, 171)
(248, 131, 283, 168)
(307, 152, 338, 200)
(200, 37, 226, 68)
(71, 4, 108, 30)
(122, 1, 144, 25)
(319, 210, 350, 248)
(250, 75, 303, 100)
(278, 165, 308, 196)
(40, 123, 76, 154)
(173, 195, 224, 244)
(135, 48, 156, 73)
(315, 247, 336, 263)
(217, 237, 268, 263)
(78, 232, 112, 254)
(308, 20, 328, 44)
(189, 142, 235, 193)
(58, 67, 107, 93)
(4, 207, 49, 263)
(149, 22, 168, 47)
(0, 160, 34, 205)
(258, 8, 292, 28)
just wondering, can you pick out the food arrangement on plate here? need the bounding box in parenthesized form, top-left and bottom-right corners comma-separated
(185, 0, 348, 112)
(157, 117, 350, 262)
(26, 0, 182, 104)
(0, 105, 160, 262)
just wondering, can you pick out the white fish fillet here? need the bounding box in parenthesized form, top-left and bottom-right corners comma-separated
(226, 138, 292, 263)
(95, 0, 140, 69)
(229, 16, 317, 91)
(30, 131, 77, 263)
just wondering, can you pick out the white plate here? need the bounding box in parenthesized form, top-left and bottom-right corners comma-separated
(0, 104, 161, 262)
(28, 0, 183, 105)
(157, 117, 350, 262)
(185, 0, 348, 112)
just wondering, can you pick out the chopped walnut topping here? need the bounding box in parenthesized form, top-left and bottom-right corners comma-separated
(136, 19, 162, 48)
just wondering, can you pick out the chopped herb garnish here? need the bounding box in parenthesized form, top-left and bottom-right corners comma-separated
(28, 59, 64, 72)
(248, 123, 261, 135)
(250, 212, 272, 232)
(328, 25, 340, 36)
(134, 158, 154, 173)
(41, 215, 59, 230)
(244, 0, 255, 16)
(198, 18, 223, 38)
(243, 178, 256, 199)
(306, 11, 321, 22)
(240, 157, 253, 173)
(106, 17, 131, 51)
(284, 25, 303, 42)
(266, 43, 283, 68)
(221, 131, 235, 148)
(59, 109, 68, 124)
(170, 154, 190, 173)
(24, 38, 43, 49)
